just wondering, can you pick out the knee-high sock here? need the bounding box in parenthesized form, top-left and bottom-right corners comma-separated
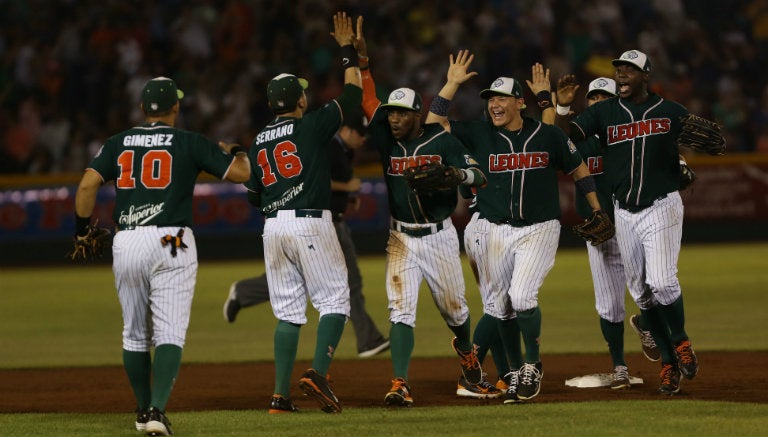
(657, 296, 689, 345)
(448, 316, 472, 352)
(312, 313, 346, 375)
(390, 322, 414, 379)
(274, 320, 300, 397)
(151, 344, 182, 411)
(497, 318, 523, 370)
(123, 350, 151, 410)
(473, 313, 499, 364)
(599, 318, 626, 367)
(516, 307, 542, 363)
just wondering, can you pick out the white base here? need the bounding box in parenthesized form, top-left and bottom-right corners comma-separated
(565, 373, 644, 388)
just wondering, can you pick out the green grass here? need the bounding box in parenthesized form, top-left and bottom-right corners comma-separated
(1, 401, 766, 437)
(1, 243, 767, 436)
(1, 243, 766, 368)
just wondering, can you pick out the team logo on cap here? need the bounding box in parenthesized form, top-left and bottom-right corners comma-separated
(594, 78, 609, 89)
(390, 90, 407, 101)
(492, 78, 505, 89)
(623, 51, 640, 60)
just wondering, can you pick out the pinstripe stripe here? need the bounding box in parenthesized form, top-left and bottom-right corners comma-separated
(586, 236, 627, 323)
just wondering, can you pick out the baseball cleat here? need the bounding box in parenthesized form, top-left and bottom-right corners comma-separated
(384, 377, 413, 407)
(222, 283, 241, 323)
(456, 372, 502, 399)
(502, 369, 522, 404)
(358, 338, 390, 358)
(298, 368, 342, 413)
(268, 394, 299, 414)
(516, 362, 543, 400)
(451, 337, 483, 384)
(610, 365, 631, 390)
(674, 339, 699, 379)
(135, 409, 150, 431)
(629, 314, 661, 362)
(659, 363, 681, 395)
(145, 408, 173, 436)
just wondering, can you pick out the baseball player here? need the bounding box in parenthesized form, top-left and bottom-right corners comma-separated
(73, 76, 250, 435)
(537, 74, 663, 389)
(355, 18, 493, 407)
(555, 49, 700, 395)
(223, 112, 390, 358)
(244, 12, 360, 414)
(426, 51, 608, 402)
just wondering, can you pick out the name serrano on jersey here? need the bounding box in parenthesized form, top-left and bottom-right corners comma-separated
(255, 124, 294, 145)
(489, 152, 549, 172)
(607, 118, 671, 145)
(123, 134, 174, 147)
(387, 155, 440, 175)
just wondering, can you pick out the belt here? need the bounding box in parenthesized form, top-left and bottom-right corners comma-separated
(617, 194, 667, 213)
(116, 224, 182, 231)
(489, 218, 532, 228)
(265, 209, 324, 219)
(391, 219, 445, 237)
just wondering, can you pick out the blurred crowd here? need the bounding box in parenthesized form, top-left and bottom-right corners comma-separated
(2, 0, 768, 175)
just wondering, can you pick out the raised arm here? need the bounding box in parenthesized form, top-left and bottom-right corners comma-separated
(352, 16, 379, 120)
(425, 50, 478, 130)
(331, 12, 361, 90)
(526, 63, 555, 125)
(553, 74, 580, 136)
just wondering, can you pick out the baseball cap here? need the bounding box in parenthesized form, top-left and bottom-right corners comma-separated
(586, 77, 618, 98)
(480, 77, 524, 99)
(342, 108, 367, 135)
(612, 50, 652, 72)
(141, 77, 184, 115)
(380, 88, 423, 112)
(267, 73, 309, 112)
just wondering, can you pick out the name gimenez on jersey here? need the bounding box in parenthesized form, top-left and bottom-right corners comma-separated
(489, 152, 549, 172)
(123, 134, 174, 147)
(255, 124, 294, 145)
(118, 202, 165, 226)
(607, 118, 671, 145)
(387, 155, 441, 175)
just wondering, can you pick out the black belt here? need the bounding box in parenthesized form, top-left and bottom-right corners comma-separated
(489, 218, 532, 228)
(392, 221, 444, 237)
(617, 194, 667, 213)
(265, 209, 324, 219)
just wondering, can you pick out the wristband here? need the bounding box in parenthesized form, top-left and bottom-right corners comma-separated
(230, 145, 246, 156)
(556, 104, 571, 116)
(358, 54, 369, 62)
(536, 90, 553, 110)
(430, 95, 451, 117)
(575, 175, 597, 197)
(340, 45, 358, 68)
(75, 214, 91, 237)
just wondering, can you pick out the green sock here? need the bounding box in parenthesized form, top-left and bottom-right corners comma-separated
(448, 317, 472, 352)
(498, 318, 523, 370)
(274, 320, 300, 397)
(599, 318, 626, 367)
(390, 323, 414, 378)
(122, 350, 151, 410)
(472, 313, 499, 363)
(150, 344, 182, 411)
(516, 307, 542, 363)
(312, 313, 346, 375)
(640, 306, 675, 364)
(657, 296, 689, 344)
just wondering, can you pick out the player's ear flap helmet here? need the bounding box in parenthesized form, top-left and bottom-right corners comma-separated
(612, 50, 652, 73)
(141, 77, 184, 115)
(380, 88, 423, 112)
(480, 77, 526, 109)
(268, 73, 309, 113)
(586, 77, 618, 98)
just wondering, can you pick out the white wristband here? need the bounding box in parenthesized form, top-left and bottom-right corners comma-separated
(556, 104, 571, 116)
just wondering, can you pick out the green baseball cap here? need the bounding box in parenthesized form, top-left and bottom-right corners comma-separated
(141, 77, 184, 115)
(267, 73, 309, 113)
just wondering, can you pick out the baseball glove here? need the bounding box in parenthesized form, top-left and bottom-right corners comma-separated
(679, 161, 696, 191)
(404, 162, 464, 193)
(678, 114, 726, 156)
(572, 210, 615, 246)
(68, 221, 112, 261)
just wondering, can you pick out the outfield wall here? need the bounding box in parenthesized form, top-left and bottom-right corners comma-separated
(1, 155, 767, 265)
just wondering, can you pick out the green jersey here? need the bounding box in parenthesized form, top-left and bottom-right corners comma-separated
(574, 135, 614, 220)
(88, 122, 235, 227)
(570, 93, 687, 209)
(450, 117, 584, 224)
(247, 84, 362, 214)
(369, 113, 481, 223)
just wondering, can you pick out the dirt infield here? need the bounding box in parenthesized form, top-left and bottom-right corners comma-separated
(2, 351, 765, 413)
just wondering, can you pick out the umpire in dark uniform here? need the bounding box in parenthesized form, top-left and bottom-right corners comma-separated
(223, 109, 390, 358)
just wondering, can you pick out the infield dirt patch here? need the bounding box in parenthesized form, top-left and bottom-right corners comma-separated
(2, 351, 765, 413)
